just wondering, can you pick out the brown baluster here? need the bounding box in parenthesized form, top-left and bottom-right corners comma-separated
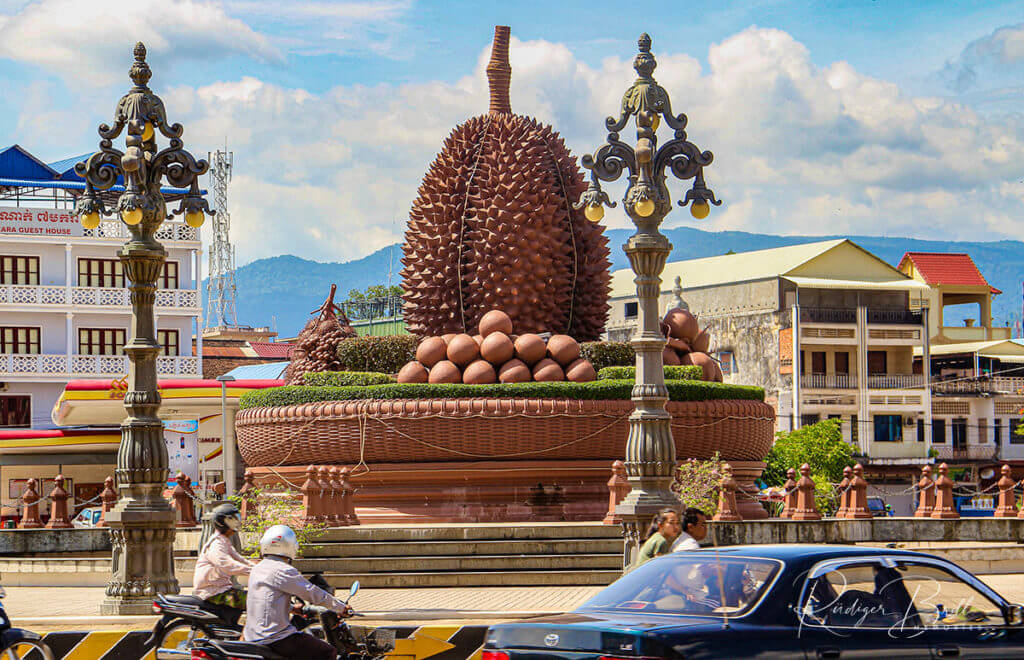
(301, 466, 319, 524)
(340, 467, 359, 525)
(995, 465, 1018, 518)
(239, 470, 258, 520)
(835, 466, 852, 518)
(328, 467, 347, 527)
(914, 465, 934, 518)
(18, 478, 43, 529)
(172, 472, 198, 527)
(780, 468, 798, 519)
(930, 463, 959, 519)
(713, 463, 743, 522)
(844, 464, 873, 519)
(316, 467, 333, 525)
(97, 476, 117, 528)
(791, 464, 822, 521)
(603, 460, 629, 525)
(45, 475, 72, 529)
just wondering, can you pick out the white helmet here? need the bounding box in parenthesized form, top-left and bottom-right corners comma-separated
(259, 525, 299, 560)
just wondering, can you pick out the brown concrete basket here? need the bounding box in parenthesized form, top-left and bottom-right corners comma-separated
(235, 398, 775, 467)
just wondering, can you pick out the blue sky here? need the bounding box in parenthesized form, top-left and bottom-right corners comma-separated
(2, 0, 1024, 265)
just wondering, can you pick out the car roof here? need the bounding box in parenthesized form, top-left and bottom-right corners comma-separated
(674, 544, 932, 562)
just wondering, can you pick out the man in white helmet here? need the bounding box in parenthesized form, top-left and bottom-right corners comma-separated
(243, 524, 351, 658)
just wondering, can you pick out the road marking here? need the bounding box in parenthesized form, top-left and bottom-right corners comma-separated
(62, 632, 129, 660)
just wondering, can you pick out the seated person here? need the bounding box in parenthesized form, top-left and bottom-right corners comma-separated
(192, 503, 254, 624)
(874, 566, 920, 628)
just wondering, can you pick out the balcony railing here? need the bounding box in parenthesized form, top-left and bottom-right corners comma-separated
(867, 309, 922, 325)
(82, 220, 198, 242)
(0, 354, 200, 377)
(932, 376, 1024, 396)
(801, 373, 855, 389)
(933, 445, 999, 462)
(800, 307, 856, 324)
(867, 374, 924, 389)
(0, 285, 199, 309)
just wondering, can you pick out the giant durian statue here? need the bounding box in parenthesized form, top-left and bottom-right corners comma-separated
(401, 26, 611, 340)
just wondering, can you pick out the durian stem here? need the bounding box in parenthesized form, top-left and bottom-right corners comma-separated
(487, 25, 512, 115)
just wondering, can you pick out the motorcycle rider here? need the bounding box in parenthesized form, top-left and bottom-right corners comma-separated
(192, 503, 254, 625)
(243, 525, 351, 659)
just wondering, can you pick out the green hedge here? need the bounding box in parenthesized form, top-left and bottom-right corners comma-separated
(335, 335, 418, 373)
(303, 371, 395, 387)
(580, 341, 634, 371)
(239, 379, 764, 410)
(597, 365, 703, 381)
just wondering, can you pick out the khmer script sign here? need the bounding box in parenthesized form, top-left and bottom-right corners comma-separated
(0, 206, 83, 238)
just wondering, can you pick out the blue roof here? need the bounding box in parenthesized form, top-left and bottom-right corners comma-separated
(0, 145, 57, 180)
(0, 178, 195, 195)
(221, 362, 289, 380)
(47, 153, 92, 179)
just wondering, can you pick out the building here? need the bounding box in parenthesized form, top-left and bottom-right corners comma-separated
(197, 325, 293, 378)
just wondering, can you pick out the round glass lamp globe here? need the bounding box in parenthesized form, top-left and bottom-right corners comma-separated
(690, 201, 710, 220)
(121, 208, 143, 226)
(141, 122, 154, 142)
(584, 204, 604, 222)
(185, 211, 205, 228)
(634, 198, 655, 217)
(80, 212, 101, 230)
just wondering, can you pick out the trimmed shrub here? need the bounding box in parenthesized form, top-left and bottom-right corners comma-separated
(597, 365, 703, 381)
(239, 379, 765, 410)
(335, 335, 418, 374)
(303, 371, 395, 387)
(580, 341, 634, 371)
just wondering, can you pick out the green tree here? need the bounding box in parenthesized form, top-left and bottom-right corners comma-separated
(762, 418, 854, 487)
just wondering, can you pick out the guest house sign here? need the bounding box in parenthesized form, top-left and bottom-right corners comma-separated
(0, 206, 83, 237)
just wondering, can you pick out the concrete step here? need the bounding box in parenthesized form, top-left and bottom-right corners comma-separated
(315, 523, 621, 543)
(294, 554, 622, 573)
(303, 538, 623, 558)
(321, 570, 621, 589)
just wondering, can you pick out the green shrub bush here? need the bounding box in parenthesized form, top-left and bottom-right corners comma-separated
(580, 341, 634, 371)
(335, 335, 418, 374)
(303, 371, 395, 387)
(597, 365, 703, 381)
(239, 379, 764, 409)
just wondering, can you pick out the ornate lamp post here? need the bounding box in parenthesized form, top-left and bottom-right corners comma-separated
(576, 33, 720, 565)
(75, 43, 210, 614)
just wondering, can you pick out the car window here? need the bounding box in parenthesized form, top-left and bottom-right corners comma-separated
(801, 560, 1004, 630)
(579, 555, 781, 618)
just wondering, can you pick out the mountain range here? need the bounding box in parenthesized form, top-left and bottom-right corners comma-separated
(223, 228, 1023, 338)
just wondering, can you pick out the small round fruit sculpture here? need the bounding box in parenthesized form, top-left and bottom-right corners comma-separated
(397, 309, 598, 384)
(660, 307, 722, 382)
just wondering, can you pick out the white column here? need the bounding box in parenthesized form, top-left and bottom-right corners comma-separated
(923, 307, 933, 452)
(792, 304, 801, 429)
(857, 305, 869, 454)
(196, 246, 203, 377)
(65, 312, 73, 375)
(64, 245, 72, 304)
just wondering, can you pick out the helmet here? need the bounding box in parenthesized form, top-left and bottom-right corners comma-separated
(211, 503, 241, 533)
(259, 525, 299, 560)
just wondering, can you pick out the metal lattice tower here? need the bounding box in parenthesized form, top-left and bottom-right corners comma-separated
(204, 149, 238, 329)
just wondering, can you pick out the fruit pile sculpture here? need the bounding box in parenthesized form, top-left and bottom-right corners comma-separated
(401, 25, 611, 341)
(397, 309, 597, 384)
(661, 307, 723, 382)
(285, 284, 358, 385)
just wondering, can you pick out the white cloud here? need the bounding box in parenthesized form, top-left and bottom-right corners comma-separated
(0, 0, 280, 86)
(941, 22, 1024, 92)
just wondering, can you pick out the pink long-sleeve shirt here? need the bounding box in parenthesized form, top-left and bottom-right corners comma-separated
(193, 532, 254, 600)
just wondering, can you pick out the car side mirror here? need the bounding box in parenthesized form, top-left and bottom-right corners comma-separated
(1008, 604, 1024, 626)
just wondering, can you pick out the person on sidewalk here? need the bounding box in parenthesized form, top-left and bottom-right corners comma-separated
(671, 507, 708, 552)
(635, 507, 681, 566)
(243, 525, 352, 659)
(193, 503, 254, 624)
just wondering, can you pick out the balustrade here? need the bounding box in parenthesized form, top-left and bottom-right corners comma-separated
(0, 353, 199, 377)
(0, 284, 199, 309)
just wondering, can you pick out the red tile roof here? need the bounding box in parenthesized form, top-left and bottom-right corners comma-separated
(198, 345, 248, 358)
(249, 342, 295, 359)
(898, 252, 1001, 294)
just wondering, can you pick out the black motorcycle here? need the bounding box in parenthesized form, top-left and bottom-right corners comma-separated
(0, 586, 54, 660)
(181, 582, 395, 660)
(147, 572, 334, 653)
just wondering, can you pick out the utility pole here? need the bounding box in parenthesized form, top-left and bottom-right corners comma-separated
(205, 149, 238, 329)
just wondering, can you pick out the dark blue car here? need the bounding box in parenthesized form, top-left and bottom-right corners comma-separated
(483, 545, 1024, 659)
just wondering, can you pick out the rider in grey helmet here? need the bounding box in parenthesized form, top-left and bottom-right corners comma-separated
(193, 503, 254, 621)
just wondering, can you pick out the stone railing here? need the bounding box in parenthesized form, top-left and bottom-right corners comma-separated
(867, 374, 924, 389)
(933, 445, 999, 461)
(0, 354, 200, 377)
(0, 285, 199, 309)
(933, 376, 1024, 396)
(801, 373, 855, 389)
(82, 220, 198, 242)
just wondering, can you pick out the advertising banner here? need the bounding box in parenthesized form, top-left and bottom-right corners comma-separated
(164, 419, 199, 487)
(0, 206, 83, 238)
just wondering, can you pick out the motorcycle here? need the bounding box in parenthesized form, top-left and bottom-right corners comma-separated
(172, 582, 395, 660)
(147, 572, 334, 653)
(0, 586, 54, 660)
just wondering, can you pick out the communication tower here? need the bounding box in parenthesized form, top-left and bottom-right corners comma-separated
(204, 149, 238, 329)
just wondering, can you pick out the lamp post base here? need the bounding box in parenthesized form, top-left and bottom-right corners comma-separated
(100, 499, 178, 615)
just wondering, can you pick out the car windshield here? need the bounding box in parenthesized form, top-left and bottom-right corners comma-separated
(578, 554, 782, 618)
(868, 499, 884, 511)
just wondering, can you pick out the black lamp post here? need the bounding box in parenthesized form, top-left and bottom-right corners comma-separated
(576, 33, 720, 565)
(74, 42, 211, 614)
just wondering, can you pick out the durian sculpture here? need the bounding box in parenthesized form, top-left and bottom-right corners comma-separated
(285, 284, 358, 385)
(401, 26, 611, 341)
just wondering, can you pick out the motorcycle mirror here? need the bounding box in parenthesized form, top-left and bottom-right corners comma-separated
(349, 581, 360, 599)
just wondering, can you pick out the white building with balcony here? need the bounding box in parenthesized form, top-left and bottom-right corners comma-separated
(0, 145, 203, 432)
